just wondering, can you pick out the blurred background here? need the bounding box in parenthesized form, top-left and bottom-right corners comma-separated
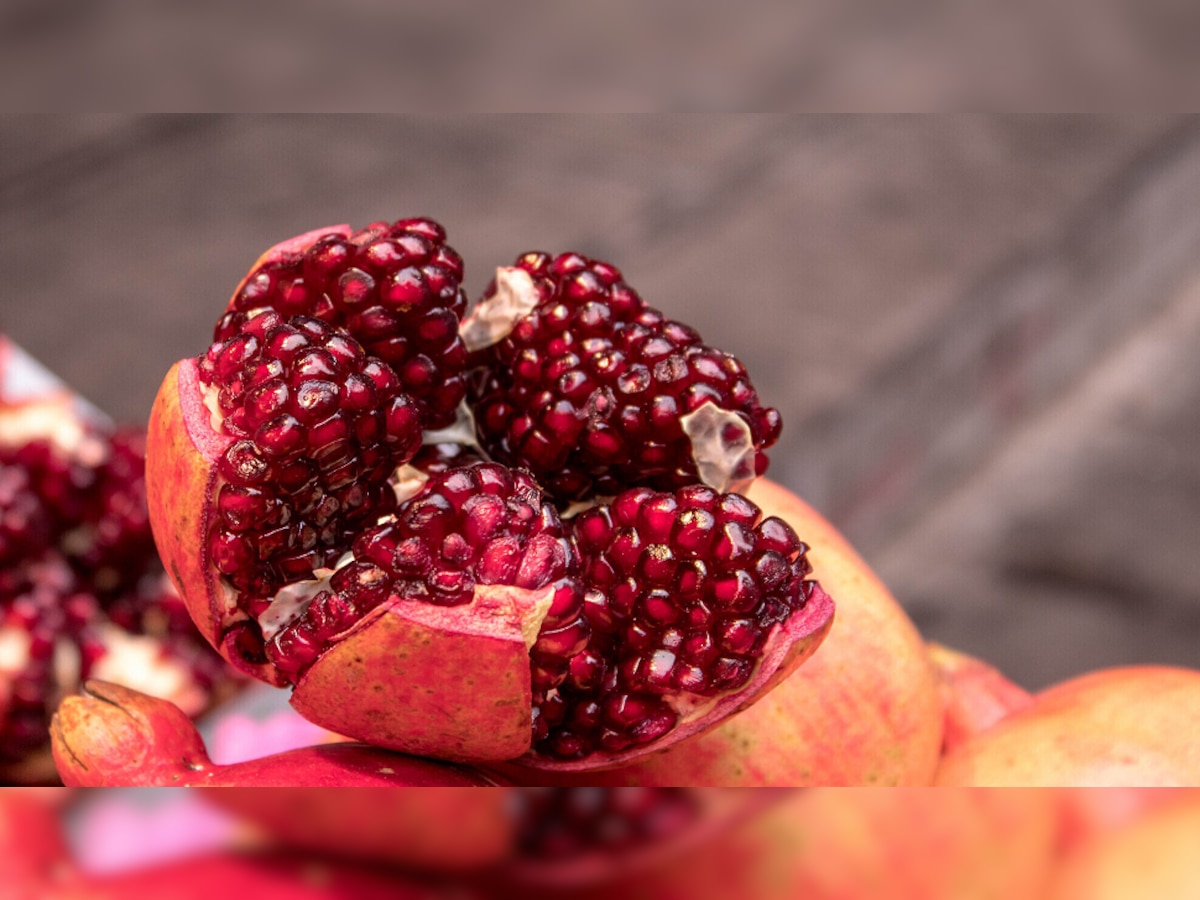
(2, 114, 1199, 691)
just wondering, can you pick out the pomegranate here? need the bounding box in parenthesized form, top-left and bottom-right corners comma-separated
(926, 641, 1033, 754)
(50, 679, 500, 788)
(0, 338, 238, 784)
(497, 478, 941, 785)
(936, 665, 1200, 786)
(1048, 793, 1200, 900)
(146, 220, 834, 769)
(1056, 787, 1200, 853)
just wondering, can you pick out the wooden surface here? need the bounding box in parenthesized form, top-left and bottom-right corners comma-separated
(3, 115, 1199, 689)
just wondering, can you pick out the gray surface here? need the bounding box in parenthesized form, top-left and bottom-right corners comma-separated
(3, 115, 1198, 690)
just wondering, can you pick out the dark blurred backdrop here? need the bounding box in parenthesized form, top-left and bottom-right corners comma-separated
(3, 115, 1198, 689)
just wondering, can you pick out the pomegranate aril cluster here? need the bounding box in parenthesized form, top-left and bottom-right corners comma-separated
(513, 787, 699, 860)
(265, 462, 588, 683)
(199, 311, 424, 604)
(469, 251, 782, 503)
(217, 218, 469, 429)
(534, 485, 814, 760)
(0, 426, 228, 762)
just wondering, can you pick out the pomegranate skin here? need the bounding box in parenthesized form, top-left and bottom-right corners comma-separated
(208, 788, 515, 872)
(146, 359, 248, 674)
(936, 666, 1200, 786)
(287, 585, 552, 761)
(1048, 794, 1200, 900)
(83, 854, 439, 900)
(495, 478, 940, 786)
(50, 680, 501, 788)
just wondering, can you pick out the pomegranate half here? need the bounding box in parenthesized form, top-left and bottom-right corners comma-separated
(145, 220, 835, 770)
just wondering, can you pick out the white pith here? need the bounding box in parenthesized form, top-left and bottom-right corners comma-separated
(459, 266, 540, 352)
(88, 624, 208, 716)
(0, 401, 106, 466)
(455, 269, 758, 497)
(0, 626, 31, 677)
(681, 402, 757, 495)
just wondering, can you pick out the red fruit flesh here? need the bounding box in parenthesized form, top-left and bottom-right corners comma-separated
(148, 221, 833, 769)
(467, 252, 781, 502)
(50, 679, 499, 787)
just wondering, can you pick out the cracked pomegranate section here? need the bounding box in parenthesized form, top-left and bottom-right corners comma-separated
(467, 251, 781, 503)
(146, 219, 834, 769)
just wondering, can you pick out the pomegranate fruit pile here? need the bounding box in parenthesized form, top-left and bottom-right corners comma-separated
(0, 386, 235, 778)
(147, 218, 834, 769)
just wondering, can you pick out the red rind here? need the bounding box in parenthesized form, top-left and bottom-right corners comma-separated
(148, 359, 285, 684)
(147, 361, 226, 646)
(290, 586, 552, 761)
(935, 666, 1200, 786)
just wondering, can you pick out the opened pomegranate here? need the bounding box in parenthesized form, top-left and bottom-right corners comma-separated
(0, 339, 238, 784)
(147, 219, 833, 769)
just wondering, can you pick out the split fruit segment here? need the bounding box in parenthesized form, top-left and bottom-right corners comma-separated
(146, 219, 834, 770)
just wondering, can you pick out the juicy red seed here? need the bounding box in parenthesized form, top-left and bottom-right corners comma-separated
(219, 441, 270, 485)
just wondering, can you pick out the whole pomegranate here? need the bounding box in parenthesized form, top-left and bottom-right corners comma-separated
(936, 665, 1200, 786)
(1048, 793, 1200, 900)
(146, 220, 834, 770)
(0, 337, 238, 784)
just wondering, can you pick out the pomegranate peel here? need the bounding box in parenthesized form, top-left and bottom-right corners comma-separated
(146, 360, 248, 673)
(51, 679, 499, 787)
(936, 665, 1200, 786)
(289, 584, 555, 760)
(927, 642, 1033, 754)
